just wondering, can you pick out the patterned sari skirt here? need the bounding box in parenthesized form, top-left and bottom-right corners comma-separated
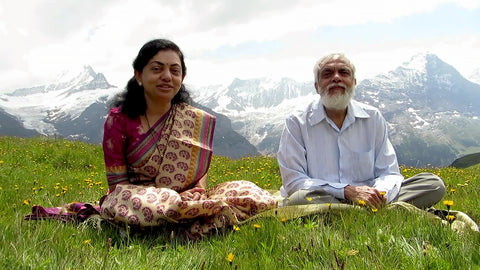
(100, 180, 278, 236)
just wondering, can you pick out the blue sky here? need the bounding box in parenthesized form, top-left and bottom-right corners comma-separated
(316, 4, 479, 41)
(0, 0, 479, 92)
(211, 3, 479, 56)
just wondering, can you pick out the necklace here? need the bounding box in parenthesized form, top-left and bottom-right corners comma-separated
(145, 114, 153, 131)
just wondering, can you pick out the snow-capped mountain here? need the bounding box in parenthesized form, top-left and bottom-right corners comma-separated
(0, 66, 259, 158)
(356, 53, 480, 166)
(2, 54, 479, 166)
(191, 53, 480, 167)
(0, 65, 118, 141)
(192, 77, 318, 154)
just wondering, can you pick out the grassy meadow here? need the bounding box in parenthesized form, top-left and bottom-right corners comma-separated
(0, 136, 479, 269)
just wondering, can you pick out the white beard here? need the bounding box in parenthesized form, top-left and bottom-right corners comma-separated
(320, 83, 355, 110)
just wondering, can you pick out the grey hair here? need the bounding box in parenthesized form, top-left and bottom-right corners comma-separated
(313, 53, 356, 83)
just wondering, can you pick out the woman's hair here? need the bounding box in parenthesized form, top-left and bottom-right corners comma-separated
(111, 39, 192, 118)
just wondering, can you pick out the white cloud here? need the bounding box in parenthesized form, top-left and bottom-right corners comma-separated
(0, 0, 478, 92)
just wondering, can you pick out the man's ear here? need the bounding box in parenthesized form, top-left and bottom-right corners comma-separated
(314, 82, 320, 94)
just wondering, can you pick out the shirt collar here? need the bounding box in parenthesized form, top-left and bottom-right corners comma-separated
(308, 99, 370, 126)
(349, 100, 370, 119)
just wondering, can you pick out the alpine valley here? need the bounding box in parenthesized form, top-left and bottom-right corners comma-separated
(1, 53, 479, 167)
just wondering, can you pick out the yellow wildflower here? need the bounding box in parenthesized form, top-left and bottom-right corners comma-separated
(326, 203, 332, 208)
(379, 191, 386, 196)
(227, 252, 234, 263)
(253, 224, 261, 229)
(233, 225, 240, 231)
(443, 200, 454, 207)
(83, 239, 92, 245)
(371, 208, 378, 213)
(446, 215, 455, 222)
(281, 218, 287, 223)
(23, 199, 31, 205)
(358, 199, 366, 206)
(306, 197, 312, 202)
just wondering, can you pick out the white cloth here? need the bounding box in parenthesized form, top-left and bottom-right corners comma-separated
(277, 97, 403, 203)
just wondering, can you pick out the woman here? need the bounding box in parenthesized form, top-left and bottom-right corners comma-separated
(99, 39, 277, 237)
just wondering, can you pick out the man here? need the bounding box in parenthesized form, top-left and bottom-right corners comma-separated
(277, 53, 445, 209)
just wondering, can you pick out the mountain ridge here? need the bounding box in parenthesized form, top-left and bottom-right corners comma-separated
(192, 52, 480, 166)
(0, 67, 259, 159)
(1, 53, 479, 166)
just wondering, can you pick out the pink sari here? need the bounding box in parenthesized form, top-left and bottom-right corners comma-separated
(100, 103, 277, 236)
(103, 102, 215, 189)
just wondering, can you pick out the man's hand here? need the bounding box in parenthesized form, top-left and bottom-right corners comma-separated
(344, 185, 386, 209)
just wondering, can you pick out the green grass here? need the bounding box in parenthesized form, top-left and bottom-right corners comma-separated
(0, 136, 479, 269)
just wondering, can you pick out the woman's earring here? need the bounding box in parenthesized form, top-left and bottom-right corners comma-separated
(138, 81, 142, 86)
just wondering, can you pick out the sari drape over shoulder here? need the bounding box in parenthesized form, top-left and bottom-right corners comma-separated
(103, 103, 214, 190)
(99, 103, 277, 236)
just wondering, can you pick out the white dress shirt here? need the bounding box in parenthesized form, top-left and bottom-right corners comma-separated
(277, 98, 404, 203)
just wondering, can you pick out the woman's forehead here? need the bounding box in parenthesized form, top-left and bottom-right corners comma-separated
(148, 50, 181, 65)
